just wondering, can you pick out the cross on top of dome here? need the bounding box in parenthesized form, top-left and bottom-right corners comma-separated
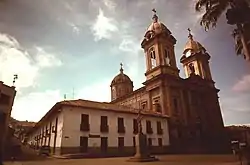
(152, 8, 158, 22)
(120, 62, 123, 73)
(187, 28, 193, 40)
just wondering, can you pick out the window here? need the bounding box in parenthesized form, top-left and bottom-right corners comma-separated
(100, 116, 109, 132)
(149, 48, 156, 68)
(80, 114, 90, 131)
(117, 117, 125, 133)
(153, 98, 161, 113)
(133, 119, 138, 134)
(146, 120, 153, 134)
(157, 121, 163, 135)
(155, 104, 161, 113)
(158, 138, 163, 146)
(80, 136, 88, 153)
(118, 137, 124, 150)
(189, 63, 195, 74)
(141, 101, 147, 109)
(164, 49, 171, 66)
(101, 137, 108, 152)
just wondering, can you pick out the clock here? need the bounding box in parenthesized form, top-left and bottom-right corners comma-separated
(186, 50, 192, 57)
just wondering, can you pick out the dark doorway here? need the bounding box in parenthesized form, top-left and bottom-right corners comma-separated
(101, 137, 108, 152)
(118, 137, 124, 151)
(80, 136, 88, 153)
(148, 138, 152, 150)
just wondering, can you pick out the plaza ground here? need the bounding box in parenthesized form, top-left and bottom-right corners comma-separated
(4, 154, 245, 165)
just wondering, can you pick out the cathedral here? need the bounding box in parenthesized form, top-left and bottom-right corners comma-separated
(110, 10, 228, 153)
(26, 10, 229, 156)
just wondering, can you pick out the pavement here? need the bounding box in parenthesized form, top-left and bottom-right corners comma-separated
(3, 154, 246, 165)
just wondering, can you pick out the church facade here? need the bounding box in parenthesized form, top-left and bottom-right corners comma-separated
(26, 10, 229, 156)
(110, 11, 228, 153)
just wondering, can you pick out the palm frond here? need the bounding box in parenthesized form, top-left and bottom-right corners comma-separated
(195, 0, 229, 30)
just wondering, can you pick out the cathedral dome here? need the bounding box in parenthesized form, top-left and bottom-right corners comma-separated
(111, 73, 132, 85)
(147, 21, 170, 35)
(183, 29, 206, 55)
(111, 64, 133, 86)
(110, 63, 133, 101)
(144, 9, 172, 39)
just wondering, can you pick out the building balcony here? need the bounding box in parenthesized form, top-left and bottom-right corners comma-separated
(146, 127, 153, 134)
(118, 126, 125, 133)
(80, 123, 90, 131)
(100, 125, 109, 133)
(157, 128, 163, 135)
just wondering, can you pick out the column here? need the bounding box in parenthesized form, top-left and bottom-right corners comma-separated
(160, 84, 167, 115)
(166, 86, 171, 116)
(48, 122, 52, 146)
(148, 92, 153, 111)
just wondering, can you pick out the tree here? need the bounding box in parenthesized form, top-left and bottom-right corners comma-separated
(195, 0, 250, 61)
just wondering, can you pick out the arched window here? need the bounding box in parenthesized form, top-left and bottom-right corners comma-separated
(112, 87, 116, 100)
(189, 63, 195, 75)
(164, 49, 170, 66)
(149, 47, 156, 68)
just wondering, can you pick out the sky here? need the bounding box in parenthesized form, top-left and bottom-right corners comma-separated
(0, 0, 249, 125)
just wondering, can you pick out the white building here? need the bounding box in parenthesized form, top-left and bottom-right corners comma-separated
(26, 99, 170, 156)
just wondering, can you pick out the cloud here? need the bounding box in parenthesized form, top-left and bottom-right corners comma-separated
(232, 74, 250, 93)
(220, 93, 250, 113)
(0, 33, 39, 88)
(220, 93, 250, 125)
(35, 46, 63, 67)
(76, 79, 111, 102)
(103, 0, 117, 11)
(91, 8, 118, 41)
(12, 90, 63, 122)
(0, 33, 62, 90)
(119, 35, 140, 52)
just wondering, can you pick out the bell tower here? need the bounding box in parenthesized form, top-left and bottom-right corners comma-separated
(141, 9, 180, 81)
(180, 29, 213, 81)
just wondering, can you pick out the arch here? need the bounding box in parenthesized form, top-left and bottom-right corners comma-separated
(149, 47, 156, 68)
(188, 63, 195, 74)
(164, 49, 171, 66)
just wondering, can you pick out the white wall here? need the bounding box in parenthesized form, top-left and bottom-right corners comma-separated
(61, 106, 169, 148)
(27, 110, 64, 148)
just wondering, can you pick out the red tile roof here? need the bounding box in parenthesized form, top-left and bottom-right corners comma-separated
(61, 99, 168, 118)
(27, 99, 168, 135)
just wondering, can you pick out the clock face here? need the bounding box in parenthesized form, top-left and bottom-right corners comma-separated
(186, 50, 192, 57)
